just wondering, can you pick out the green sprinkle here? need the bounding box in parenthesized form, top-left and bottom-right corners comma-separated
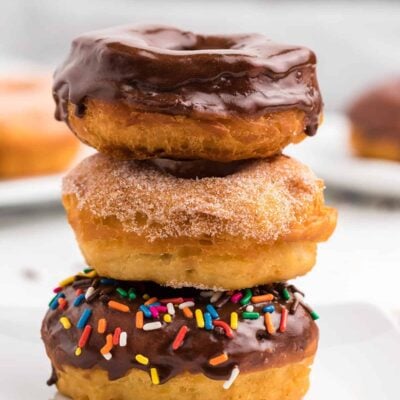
(282, 288, 291, 301)
(240, 289, 252, 305)
(83, 268, 93, 273)
(242, 311, 260, 320)
(128, 288, 137, 300)
(117, 288, 128, 298)
(310, 310, 319, 321)
(48, 293, 58, 307)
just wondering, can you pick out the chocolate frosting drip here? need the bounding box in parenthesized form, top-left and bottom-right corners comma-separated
(53, 25, 323, 135)
(348, 77, 400, 142)
(148, 158, 249, 179)
(42, 275, 318, 384)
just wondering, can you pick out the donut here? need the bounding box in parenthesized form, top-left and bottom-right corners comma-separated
(62, 153, 337, 290)
(53, 25, 323, 162)
(347, 77, 400, 161)
(0, 75, 80, 178)
(42, 270, 319, 400)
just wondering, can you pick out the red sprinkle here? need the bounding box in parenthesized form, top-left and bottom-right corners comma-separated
(78, 325, 92, 348)
(214, 320, 234, 339)
(159, 297, 184, 304)
(53, 287, 62, 293)
(113, 327, 122, 346)
(172, 325, 189, 350)
(279, 307, 288, 333)
(75, 288, 84, 296)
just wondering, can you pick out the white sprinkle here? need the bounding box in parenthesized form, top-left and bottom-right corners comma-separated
(223, 366, 240, 390)
(200, 291, 214, 298)
(179, 301, 195, 309)
(167, 302, 175, 315)
(294, 292, 304, 301)
(119, 331, 127, 347)
(210, 291, 223, 303)
(103, 352, 112, 361)
(143, 321, 163, 331)
(246, 305, 254, 312)
(85, 286, 95, 300)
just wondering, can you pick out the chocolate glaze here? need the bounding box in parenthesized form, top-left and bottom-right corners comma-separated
(348, 77, 400, 142)
(148, 158, 249, 179)
(53, 25, 323, 135)
(42, 275, 318, 384)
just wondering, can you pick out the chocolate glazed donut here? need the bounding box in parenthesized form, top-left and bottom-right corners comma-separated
(42, 275, 318, 384)
(53, 25, 323, 161)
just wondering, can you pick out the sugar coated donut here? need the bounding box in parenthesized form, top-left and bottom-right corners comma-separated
(53, 25, 323, 162)
(348, 77, 400, 161)
(42, 270, 318, 400)
(62, 153, 337, 289)
(0, 75, 79, 178)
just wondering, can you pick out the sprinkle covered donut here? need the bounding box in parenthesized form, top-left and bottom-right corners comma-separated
(62, 153, 337, 290)
(42, 270, 319, 400)
(53, 25, 323, 161)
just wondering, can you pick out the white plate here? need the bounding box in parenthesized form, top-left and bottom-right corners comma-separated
(0, 303, 398, 399)
(287, 113, 400, 198)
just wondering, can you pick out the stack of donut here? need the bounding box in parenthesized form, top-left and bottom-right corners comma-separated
(41, 25, 337, 400)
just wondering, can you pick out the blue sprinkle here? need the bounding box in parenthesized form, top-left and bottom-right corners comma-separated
(73, 294, 85, 307)
(139, 305, 152, 318)
(204, 312, 214, 330)
(148, 302, 161, 308)
(77, 308, 92, 329)
(49, 293, 65, 310)
(206, 304, 219, 320)
(100, 278, 115, 285)
(263, 305, 275, 314)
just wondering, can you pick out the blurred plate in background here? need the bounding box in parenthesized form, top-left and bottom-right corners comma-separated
(288, 113, 400, 198)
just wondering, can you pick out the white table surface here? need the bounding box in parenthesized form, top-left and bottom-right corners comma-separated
(1, 194, 399, 323)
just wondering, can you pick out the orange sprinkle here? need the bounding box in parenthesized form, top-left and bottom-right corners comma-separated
(251, 294, 274, 303)
(100, 334, 113, 355)
(135, 311, 144, 329)
(209, 353, 229, 366)
(183, 307, 193, 319)
(144, 297, 158, 306)
(264, 313, 275, 334)
(75, 288, 83, 296)
(58, 298, 68, 310)
(108, 300, 129, 312)
(98, 318, 107, 334)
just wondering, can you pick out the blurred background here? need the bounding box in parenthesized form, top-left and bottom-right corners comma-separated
(0, 2, 399, 398)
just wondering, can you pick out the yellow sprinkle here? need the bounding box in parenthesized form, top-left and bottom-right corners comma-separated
(142, 294, 150, 300)
(163, 314, 172, 323)
(150, 368, 160, 385)
(230, 312, 238, 330)
(58, 276, 75, 287)
(135, 354, 149, 365)
(75, 347, 82, 356)
(59, 317, 71, 330)
(195, 309, 205, 328)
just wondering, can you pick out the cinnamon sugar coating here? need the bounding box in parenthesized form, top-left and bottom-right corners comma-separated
(63, 153, 328, 243)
